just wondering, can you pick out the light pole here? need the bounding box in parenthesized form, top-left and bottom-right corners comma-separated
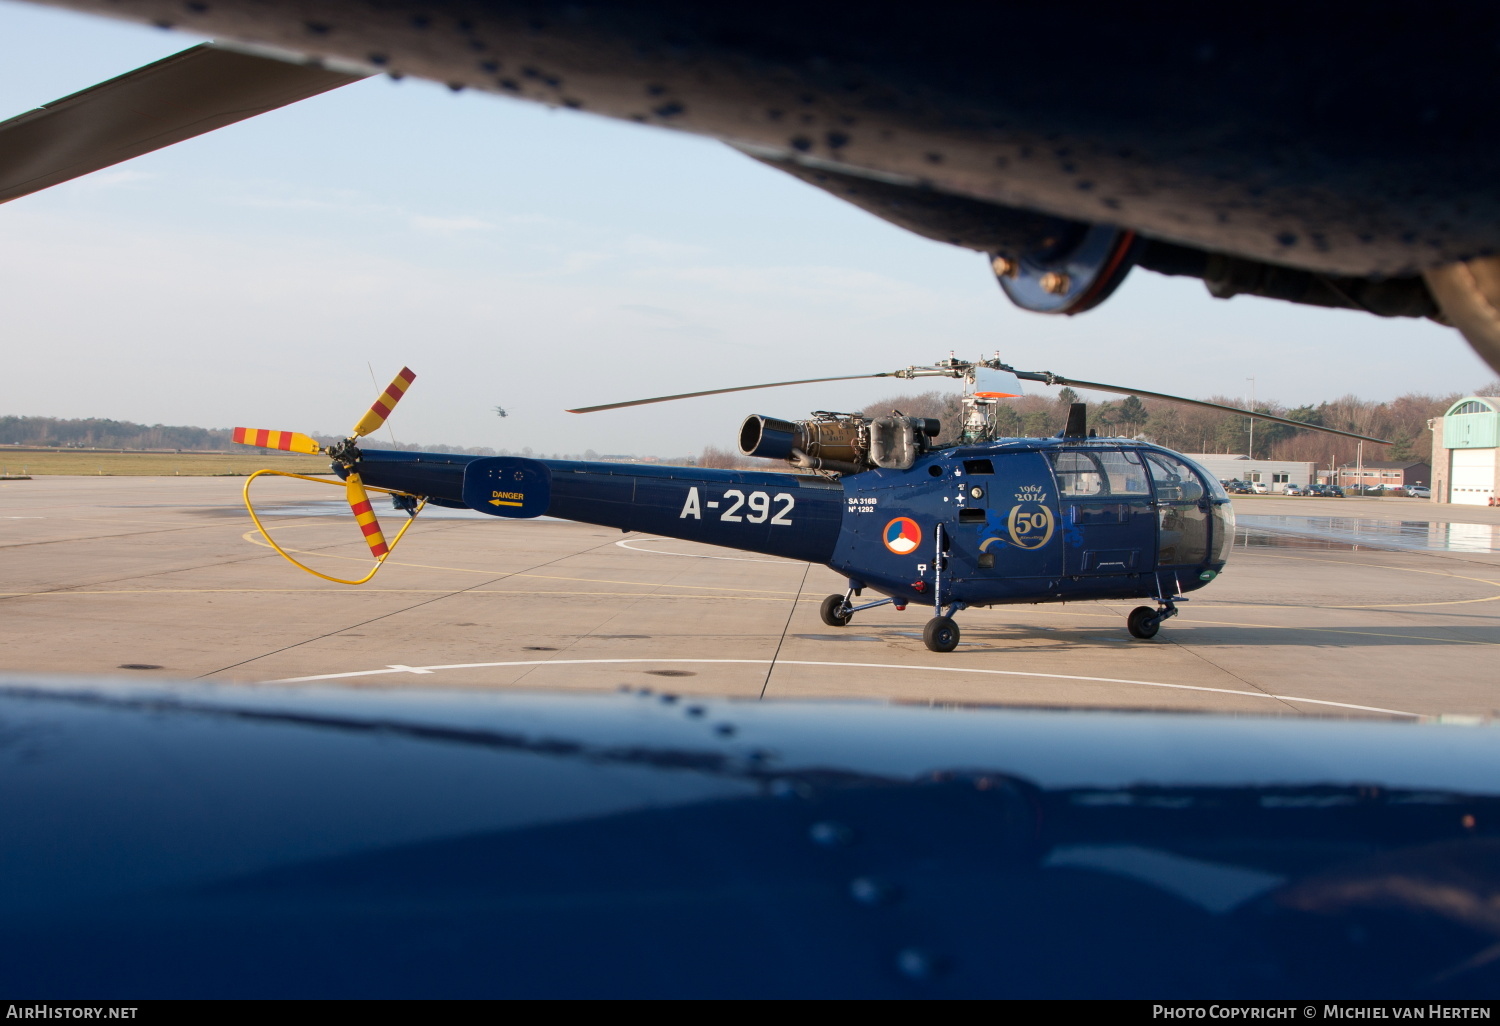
(1246, 376, 1256, 458)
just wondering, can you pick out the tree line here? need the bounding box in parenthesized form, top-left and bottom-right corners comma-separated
(12, 376, 1498, 472)
(0, 417, 515, 456)
(0, 416, 237, 451)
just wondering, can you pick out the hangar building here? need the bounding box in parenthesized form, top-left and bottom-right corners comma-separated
(1430, 396, 1500, 505)
(1181, 454, 1315, 493)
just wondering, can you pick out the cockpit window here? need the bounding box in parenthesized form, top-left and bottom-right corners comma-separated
(1048, 450, 1151, 497)
(1097, 450, 1151, 496)
(1049, 451, 1105, 496)
(1145, 453, 1206, 502)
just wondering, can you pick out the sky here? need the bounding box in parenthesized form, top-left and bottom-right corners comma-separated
(0, 1, 1492, 456)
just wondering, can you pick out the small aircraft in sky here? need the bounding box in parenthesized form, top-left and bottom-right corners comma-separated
(493, 405, 508, 418)
(234, 360, 1385, 652)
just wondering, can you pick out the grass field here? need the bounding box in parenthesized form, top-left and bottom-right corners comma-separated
(0, 450, 332, 477)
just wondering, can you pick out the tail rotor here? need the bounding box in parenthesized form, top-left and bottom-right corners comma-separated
(234, 366, 421, 584)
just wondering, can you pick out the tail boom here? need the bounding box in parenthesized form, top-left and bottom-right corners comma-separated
(354, 450, 844, 565)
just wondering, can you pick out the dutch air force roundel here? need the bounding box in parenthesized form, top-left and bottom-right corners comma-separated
(883, 517, 922, 555)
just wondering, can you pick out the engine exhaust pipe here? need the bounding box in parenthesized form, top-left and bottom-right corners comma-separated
(739, 415, 799, 460)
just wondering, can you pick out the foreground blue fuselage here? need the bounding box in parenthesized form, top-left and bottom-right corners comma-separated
(0, 679, 1495, 998)
(355, 436, 1231, 610)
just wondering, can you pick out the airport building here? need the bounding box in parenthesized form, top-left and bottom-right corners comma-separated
(1181, 454, 1316, 493)
(1430, 396, 1500, 505)
(1335, 459, 1431, 492)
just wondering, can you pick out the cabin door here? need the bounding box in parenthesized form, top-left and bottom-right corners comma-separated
(1047, 449, 1157, 576)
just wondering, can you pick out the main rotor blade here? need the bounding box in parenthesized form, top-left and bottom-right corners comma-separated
(1033, 374, 1391, 444)
(566, 373, 895, 413)
(0, 43, 367, 206)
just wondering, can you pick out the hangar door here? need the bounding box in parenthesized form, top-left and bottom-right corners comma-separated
(1450, 448, 1496, 505)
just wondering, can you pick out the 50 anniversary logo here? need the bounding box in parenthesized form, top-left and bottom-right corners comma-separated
(978, 486, 1056, 553)
(1003, 503, 1055, 549)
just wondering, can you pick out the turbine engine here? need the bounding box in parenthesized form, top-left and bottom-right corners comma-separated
(739, 413, 939, 474)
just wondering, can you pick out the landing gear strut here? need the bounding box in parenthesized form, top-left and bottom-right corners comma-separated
(920, 523, 967, 652)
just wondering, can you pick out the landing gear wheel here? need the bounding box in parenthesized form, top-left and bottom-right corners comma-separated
(923, 616, 960, 652)
(1127, 606, 1161, 639)
(820, 594, 853, 627)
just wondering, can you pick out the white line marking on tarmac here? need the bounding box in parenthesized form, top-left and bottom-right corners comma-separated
(264, 658, 1423, 718)
(615, 536, 789, 563)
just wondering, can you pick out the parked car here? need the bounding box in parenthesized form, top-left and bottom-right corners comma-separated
(1308, 484, 1345, 497)
(1284, 483, 1305, 496)
(1225, 479, 1253, 495)
(1407, 484, 1432, 499)
(1252, 481, 1269, 494)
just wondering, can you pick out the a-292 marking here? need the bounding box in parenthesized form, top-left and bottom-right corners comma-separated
(680, 487, 794, 525)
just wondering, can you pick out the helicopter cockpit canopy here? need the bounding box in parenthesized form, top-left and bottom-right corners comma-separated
(1042, 444, 1233, 570)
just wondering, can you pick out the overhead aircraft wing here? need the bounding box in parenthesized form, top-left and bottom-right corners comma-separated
(33, 0, 1500, 371)
(9, 2, 1500, 371)
(0, 41, 367, 206)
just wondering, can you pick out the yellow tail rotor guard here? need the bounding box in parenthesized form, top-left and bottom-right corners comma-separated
(242, 469, 426, 585)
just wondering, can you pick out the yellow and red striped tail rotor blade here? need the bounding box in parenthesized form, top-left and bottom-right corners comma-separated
(351, 366, 416, 439)
(345, 473, 390, 558)
(232, 427, 322, 455)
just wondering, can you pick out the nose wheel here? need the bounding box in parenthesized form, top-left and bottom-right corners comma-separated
(1127, 594, 1183, 639)
(1126, 606, 1161, 639)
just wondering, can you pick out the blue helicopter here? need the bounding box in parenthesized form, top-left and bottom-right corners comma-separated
(236, 358, 1386, 652)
